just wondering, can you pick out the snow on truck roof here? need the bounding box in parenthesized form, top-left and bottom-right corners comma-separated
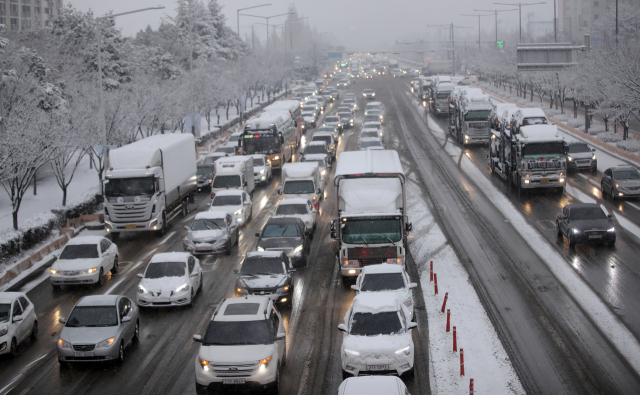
(282, 162, 319, 178)
(334, 150, 404, 182)
(109, 133, 194, 170)
(339, 178, 402, 213)
(264, 100, 299, 112)
(245, 111, 291, 129)
(518, 125, 562, 142)
(362, 264, 405, 274)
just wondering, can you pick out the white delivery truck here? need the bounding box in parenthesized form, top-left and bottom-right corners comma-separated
(331, 150, 411, 285)
(277, 162, 323, 210)
(104, 133, 197, 237)
(211, 156, 255, 198)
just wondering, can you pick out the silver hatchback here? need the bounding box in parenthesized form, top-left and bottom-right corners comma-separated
(57, 295, 139, 364)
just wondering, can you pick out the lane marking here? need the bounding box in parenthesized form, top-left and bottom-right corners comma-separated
(577, 173, 588, 180)
(159, 231, 176, 245)
(0, 352, 49, 395)
(627, 202, 640, 212)
(104, 259, 147, 295)
(589, 179, 600, 188)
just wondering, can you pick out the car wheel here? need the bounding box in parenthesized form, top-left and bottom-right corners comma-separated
(608, 239, 616, 247)
(341, 276, 352, 287)
(270, 368, 280, 395)
(111, 255, 119, 274)
(281, 344, 287, 367)
(556, 223, 563, 239)
(225, 240, 232, 256)
(133, 320, 140, 342)
(611, 187, 617, 201)
(97, 268, 105, 287)
(51, 283, 60, 291)
(568, 235, 576, 249)
(157, 213, 167, 237)
(187, 290, 194, 308)
(601, 182, 606, 197)
(31, 320, 38, 340)
(117, 341, 125, 364)
(199, 275, 203, 293)
(10, 337, 18, 357)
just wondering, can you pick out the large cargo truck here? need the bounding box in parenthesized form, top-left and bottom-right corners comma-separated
(429, 82, 455, 117)
(489, 124, 567, 193)
(277, 162, 323, 210)
(104, 134, 197, 237)
(331, 150, 412, 285)
(211, 156, 255, 197)
(448, 92, 493, 145)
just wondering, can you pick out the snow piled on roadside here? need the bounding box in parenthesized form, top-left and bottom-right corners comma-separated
(405, 174, 524, 394)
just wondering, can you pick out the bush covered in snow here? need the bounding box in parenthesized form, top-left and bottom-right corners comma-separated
(553, 114, 569, 121)
(616, 139, 640, 153)
(0, 212, 57, 265)
(566, 118, 583, 128)
(51, 187, 101, 227)
(596, 131, 624, 143)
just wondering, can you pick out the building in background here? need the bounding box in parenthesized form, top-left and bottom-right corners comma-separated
(0, 0, 63, 31)
(559, 0, 640, 40)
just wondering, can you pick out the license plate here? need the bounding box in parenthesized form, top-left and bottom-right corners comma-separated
(74, 352, 94, 357)
(589, 235, 602, 239)
(65, 278, 78, 282)
(366, 364, 389, 371)
(222, 379, 245, 384)
(125, 224, 136, 230)
(196, 245, 210, 251)
(540, 178, 549, 183)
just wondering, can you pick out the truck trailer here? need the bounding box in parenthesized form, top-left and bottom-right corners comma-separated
(278, 162, 323, 210)
(104, 133, 197, 237)
(331, 150, 412, 285)
(211, 156, 255, 197)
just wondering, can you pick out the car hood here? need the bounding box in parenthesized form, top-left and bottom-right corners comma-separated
(209, 204, 242, 214)
(188, 229, 228, 243)
(140, 276, 189, 294)
(572, 218, 613, 231)
(273, 214, 312, 227)
(199, 344, 275, 364)
(257, 237, 302, 250)
(53, 258, 103, 271)
(568, 152, 593, 159)
(342, 332, 412, 364)
(61, 326, 118, 344)
(618, 179, 640, 189)
(303, 116, 316, 122)
(238, 274, 288, 290)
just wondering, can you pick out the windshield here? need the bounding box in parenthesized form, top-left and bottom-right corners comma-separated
(242, 135, 281, 155)
(253, 157, 265, 166)
(211, 195, 242, 206)
(203, 320, 273, 346)
(342, 218, 402, 244)
(350, 312, 403, 336)
(276, 204, 308, 216)
(312, 136, 332, 145)
(361, 140, 382, 148)
(364, 90, 374, 94)
(216, 146, 236, 154)
(522, 142, 565, 159)
(229, 134, 241, 142)
(570, 207, 607, 220)
(364, 116, 379, 123)
(338, 113, 351, 119)
(325, 117, 340, 123)
(0, 304, 10, 323)
(191, 218, 225, 231)
(197, 166, 213, 176)
(366, 106, 381, 112)
(241, 257, 285, 275)
(361, 273, 405, 291)
(361, 131, 380, 139)
(105, 177, 155, 197)
(466, 110, 491, 120)
(283, 180, 315, 194)
(144, 261, 186, 279)
(436, 92, 450, 99)
(364, 123, 381, 130)
(302, 107, 316, 113)
(306, 145, 327, 155)
(614, 170, 640, 180)
(567, 144, 591, 153)
(203, 156, 223, 164)
(59, 244, 98, 260)
(262, 224, 301, 237)
(66, 306, 118, 327)
(212, 175, 241, 188)
(522, 117, 548, 125)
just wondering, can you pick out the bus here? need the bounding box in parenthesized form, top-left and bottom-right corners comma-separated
(263, 100, 304, 147)
(240, 111, 297, 170)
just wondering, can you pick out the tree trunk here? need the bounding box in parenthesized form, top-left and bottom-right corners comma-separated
(13, 210, 18, 231)
(623, 120, 629, 140)
(32, 168, 37, 195)
(603, 116, 609, 132)
(62, 186, 67, 206)
(573, 99, 578, 118)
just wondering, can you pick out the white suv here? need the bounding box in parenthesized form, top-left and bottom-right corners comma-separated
(339, 293, 416, 379)
(351, 264, 417, 321)
(193, 296, 286, 394)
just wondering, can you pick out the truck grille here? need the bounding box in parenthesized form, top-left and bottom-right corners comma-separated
(109, 202, 151, 222)
(468, 122, 489, 129)
(348, 247, 397, 266)
(527, 161, 562, 169)
(212, 361, 258, 377)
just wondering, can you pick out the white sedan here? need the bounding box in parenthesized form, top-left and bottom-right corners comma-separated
(357, 137, 385, 151)
(136, 252, 203, 308)
(273, 198, 318, 234)
(0, 292, 38, 356)
(351, 264, 417, 320)
(50, 236, 119, 289)
(209, 190, 252, 226)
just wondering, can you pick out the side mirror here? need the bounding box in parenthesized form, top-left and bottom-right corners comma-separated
(316, 188, 321, 194)
(121, 316, 131, 323)
(330, 230, 337, 240)
(337, 323, 347, 332)
(243, 180, 248, 187)
(350, 285, 358, 291)
(408, 322, 418, 330)
(409, 283, 418, 289)
(58, 317, 66, 324)
(137, 273, 143, 278)
(13, 315, 24, 323)
(233, 269, 239, 274)
(276, 333, 286, 340)
(255, 233, 261, 238)
(406, 222, 412, 232)
(193, 334, 202, 342)
(277, 187, 282, 195)
(592, 148, 596, 152)
(607, 214, 613, 219)
(288, 268, 296, 273)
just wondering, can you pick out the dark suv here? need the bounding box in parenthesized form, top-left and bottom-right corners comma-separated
(234, 251, 295, 305)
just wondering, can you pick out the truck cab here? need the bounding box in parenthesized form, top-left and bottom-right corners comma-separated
(211, 156, 255, 198)
(278, 162, 323, 210)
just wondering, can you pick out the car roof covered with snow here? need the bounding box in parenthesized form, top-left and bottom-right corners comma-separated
(194, 211, 228, 220)
(517, 107, 547, 118)
(76, 295, 119, 307)
(277, 198, 311, 206)
(245, 251, 284, 259)
(214, 296, 272, 322)
(0, 292, 28, 304)
(149, 252, 192, 264)
(212, 189, 244, 197)
(361, 263, 405, 275)
(66, 236, 107, 246)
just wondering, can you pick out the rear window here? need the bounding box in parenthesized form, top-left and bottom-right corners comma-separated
(224, 303, 260, 316)
(325, 117, 340, 123)
(312, 135, 332, 144)
(361, 273, 405, 291)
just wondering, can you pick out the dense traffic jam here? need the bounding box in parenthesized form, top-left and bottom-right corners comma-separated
(3, 55, 639, 395)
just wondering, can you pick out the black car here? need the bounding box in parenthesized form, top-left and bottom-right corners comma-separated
(556, 203, 616, 248)
(565, 141, 597, 173)
(233, 251, 295, 305)
(196, 164, 214, 192)
(256, 217, 311, 267)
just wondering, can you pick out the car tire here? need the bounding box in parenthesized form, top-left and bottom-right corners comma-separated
(225, 240, 232, 256)
(97, 268, 105, 287)
(10, 337, 18, 357)
(187, 290, 194, 308)
(568, 235, 576, 249)
(556, 223, 563, 239)
(133, 320, 140, 342)
(281, 344, 287, 367)
(111, 256, 119, 274)
(270, 368, 280, 395)
(601, 182, 606, 197)
(195, 382, 209, 395)
(51, 283, 60, 291)
(341, 276, 352, 287)
(117, 341, 125, 364)
(31, 320, 38, 340)
(611, 187, 617, 201)
(608, 239, 616, 247)
(157, 213, 167, 237)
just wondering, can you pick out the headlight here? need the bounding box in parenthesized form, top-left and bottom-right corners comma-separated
(0, 325, 8, 337)
(138, 284, 147, 294)
(592, 154, 596, 160)
(572, 228, 580, 234)
(259, 356, 273, 370)
(567, 156, 573, 162)
(372, 93, 375, 96)
(84, 267, 98, 274)
(174, 283, 189, 294)
(274, 156, 280, 160)
(321, 169, 326, 176)
(607, 227, 615, 232)
(199, 357, 210, 371)
(257, 246, 265, 251)
(395, 346, 411, 355)
(344, 348, 360, 356)
(234, 209, 243, 215)
(96, 337, 116, 348)
(293, 245, 303, 253)
(57, 339, 72, 349)
(50, 269, 58, 275)
(260, 169, 265, 174)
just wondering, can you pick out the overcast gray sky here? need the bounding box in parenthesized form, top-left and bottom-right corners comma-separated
(72, 0, 555, 50)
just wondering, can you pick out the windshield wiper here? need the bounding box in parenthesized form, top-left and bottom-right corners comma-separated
(358, 234, 369, 246)
(375, 233, 394, 244)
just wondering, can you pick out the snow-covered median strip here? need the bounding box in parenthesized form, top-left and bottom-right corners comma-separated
(404, 169, 524, 394)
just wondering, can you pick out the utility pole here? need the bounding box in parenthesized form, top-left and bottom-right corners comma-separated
(188, 0, 194, 136)
(493, 2, 546, 42)
(461, 14, 494, 51)
(0, 72, 5, 138)
(474, 7, 518, 45)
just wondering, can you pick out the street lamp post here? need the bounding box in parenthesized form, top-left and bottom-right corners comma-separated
(239, 12, 294, 54)
(236, 4, 271, 36)
(285, 17, 307, 50)
(460, 13, 493, 50)
(493, 2, 547, 42)
(473, 8, 518, 44)
(96, 6, 164, 172)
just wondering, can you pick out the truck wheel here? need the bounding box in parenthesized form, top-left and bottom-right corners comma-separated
(189, 193, 195, 204)
(157, 213, 167, 237)
(611, 187, 616, 201)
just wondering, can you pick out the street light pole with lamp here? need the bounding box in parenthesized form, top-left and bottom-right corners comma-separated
(96, 6, 164, 173)
(460, 13, 494, 50)
(493, 2, 547, 42)
(473, 7, 518, 45)
(239, 12, 294, 54)
(237, 4, 272, 36)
